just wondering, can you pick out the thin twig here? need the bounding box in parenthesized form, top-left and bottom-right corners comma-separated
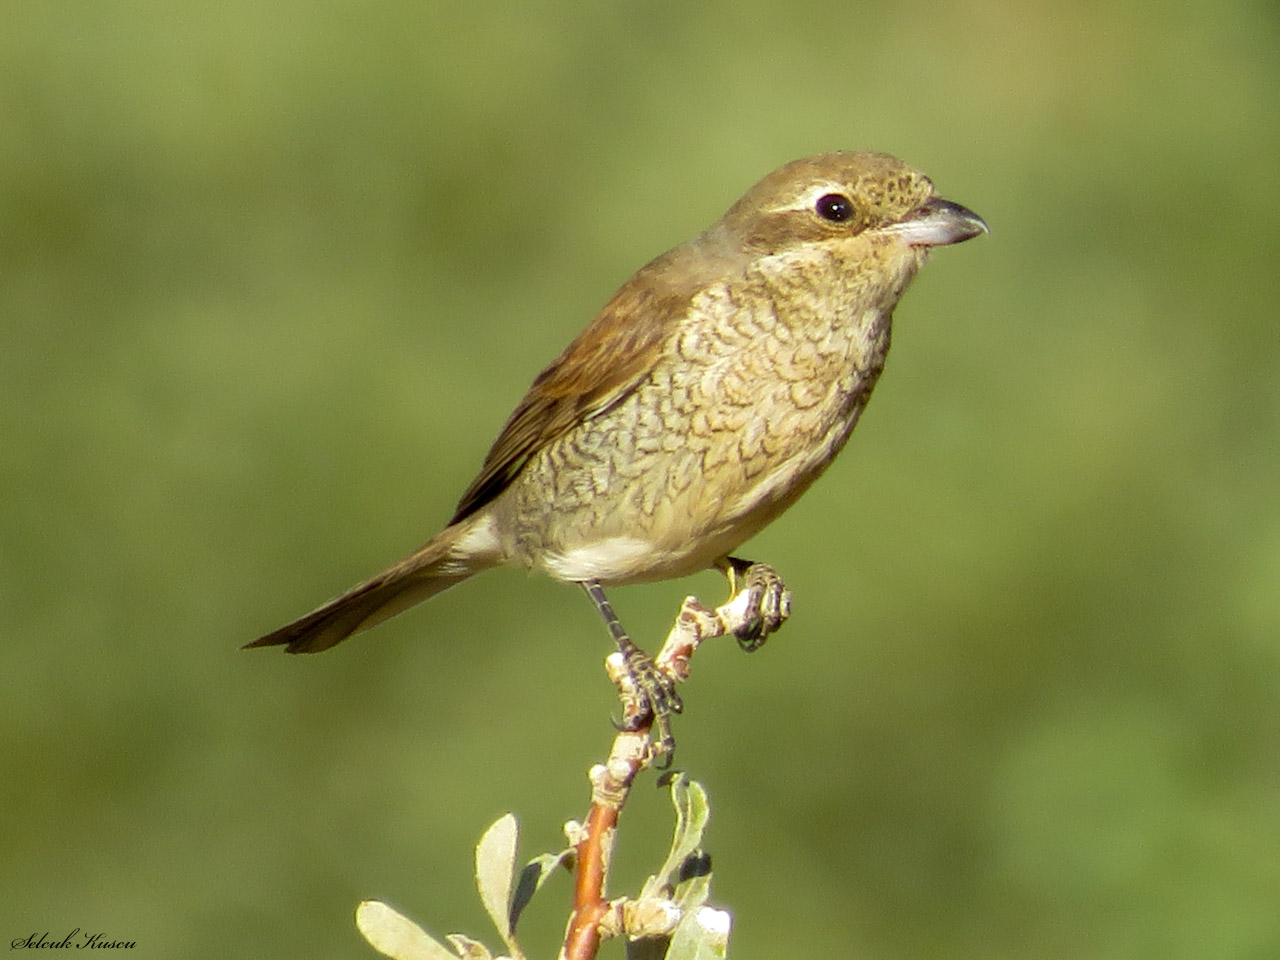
(560, 591, 758, 960)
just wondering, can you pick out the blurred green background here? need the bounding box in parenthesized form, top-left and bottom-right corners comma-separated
(4, 0, 1278, 957)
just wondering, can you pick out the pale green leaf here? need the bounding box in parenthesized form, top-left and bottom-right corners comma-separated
(355, 900, 459, 960)
(445, 933, 493, 960)
(641, 774, 710, 900)
(665, 906, 731, 960)
(510, 848, 574, 930)
(673, 870, 712, 916)
(475, 814, 518, 939)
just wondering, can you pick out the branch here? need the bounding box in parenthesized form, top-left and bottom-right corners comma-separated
(561, 590, 759, 960)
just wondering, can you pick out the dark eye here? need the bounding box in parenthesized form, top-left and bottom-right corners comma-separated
(815, 193, 855, 223)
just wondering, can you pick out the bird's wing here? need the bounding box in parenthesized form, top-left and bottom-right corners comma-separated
(449, 260, 695, 524)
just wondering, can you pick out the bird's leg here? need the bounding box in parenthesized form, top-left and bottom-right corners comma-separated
(580, 580, 683, 761)
(718, 557, 792, 652)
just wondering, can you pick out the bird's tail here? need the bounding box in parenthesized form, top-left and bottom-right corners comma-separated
(244, 517, 498, 654)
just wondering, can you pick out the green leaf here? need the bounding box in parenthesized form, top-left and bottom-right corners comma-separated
(475, 815, 517, 937)
(510, 848, 574, 930)
(665, 906, 731, 960)
(475, 813, 523, 959)
(355, 900, 460, 960)
(445, 933, 493, 960)
(672, 871, 712, 916)
(641, 774, 710, 900)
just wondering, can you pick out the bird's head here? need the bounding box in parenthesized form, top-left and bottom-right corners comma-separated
(713, 151, 987, 259)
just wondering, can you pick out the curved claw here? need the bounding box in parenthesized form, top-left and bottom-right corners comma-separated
(611, 670, 679, 767)
(627, 651, 681, 766)
(723, 558, 792, 652)
(629, 655, 683, 717)
(581, 579, 683, 765)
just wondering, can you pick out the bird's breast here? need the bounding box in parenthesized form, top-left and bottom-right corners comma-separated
(501, 249, 902, 584)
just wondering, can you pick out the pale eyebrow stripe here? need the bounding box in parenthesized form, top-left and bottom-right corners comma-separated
(765, 182, 848, 213)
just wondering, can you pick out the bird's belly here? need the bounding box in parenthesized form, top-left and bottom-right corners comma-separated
(537, 535, 715, 584)
(502, 306, 890, 585)
(510, 395, 871, 585)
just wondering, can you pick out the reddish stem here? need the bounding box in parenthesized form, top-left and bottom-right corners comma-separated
(564, 800, 619, 960)
(562, 596, 730, 959)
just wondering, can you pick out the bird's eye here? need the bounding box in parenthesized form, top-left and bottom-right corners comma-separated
(815, 193, 855, 223)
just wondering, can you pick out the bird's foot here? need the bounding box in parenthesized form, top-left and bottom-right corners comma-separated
(615, 642, 683, 766)
(721, 557, 792, 652)
(581, 579, 683, 766)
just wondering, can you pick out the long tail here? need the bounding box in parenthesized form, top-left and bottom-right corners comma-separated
(245, 518, 497, 654)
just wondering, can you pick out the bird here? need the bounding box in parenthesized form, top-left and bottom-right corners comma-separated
(248, 151, 986, 736)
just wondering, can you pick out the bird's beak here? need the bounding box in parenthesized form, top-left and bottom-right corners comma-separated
(886, 196, 989, 247)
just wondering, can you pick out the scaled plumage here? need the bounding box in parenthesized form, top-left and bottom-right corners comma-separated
(249, 152, 986, 654)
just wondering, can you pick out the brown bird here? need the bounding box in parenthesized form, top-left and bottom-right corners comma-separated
(248, 151, 986, 729)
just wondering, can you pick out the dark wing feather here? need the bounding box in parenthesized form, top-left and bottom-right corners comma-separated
(449, 253, 703, 524)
